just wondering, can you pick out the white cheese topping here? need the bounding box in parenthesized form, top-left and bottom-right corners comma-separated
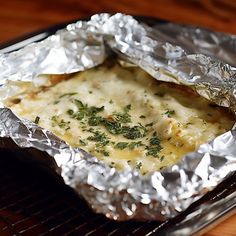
(6, 63, 234, 174)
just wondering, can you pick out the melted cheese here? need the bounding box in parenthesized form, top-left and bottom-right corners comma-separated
(5, 63, 234, 174)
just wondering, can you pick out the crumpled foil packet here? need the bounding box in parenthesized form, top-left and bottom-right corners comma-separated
(0, 13, 236, 221)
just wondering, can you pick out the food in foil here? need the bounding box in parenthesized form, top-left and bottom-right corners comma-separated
(0, 13, 236, 221)
(4, 62, 235, 174)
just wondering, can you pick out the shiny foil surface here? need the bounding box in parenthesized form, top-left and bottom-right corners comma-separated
(0, 13, 235, 221)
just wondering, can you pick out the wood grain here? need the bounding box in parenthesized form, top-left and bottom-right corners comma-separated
(0, 1, 235, 235)
(0, 0, 236, 44)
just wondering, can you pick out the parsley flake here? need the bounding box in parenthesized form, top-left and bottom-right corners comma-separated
(34, 116, 40, 124)
(59, 92, 77, 98)
(79, 139, 87, 146)
(115, 142, 128, 150)
(164, 110, 175, 117)
(87, 130, 109, 146)
(136, 162, 142, 170)
(51, 116, 70, 130)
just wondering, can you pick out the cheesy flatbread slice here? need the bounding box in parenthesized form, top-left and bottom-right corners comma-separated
(5, 63, 235, 174)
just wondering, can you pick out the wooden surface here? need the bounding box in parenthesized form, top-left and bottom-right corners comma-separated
(0, 0, 235, 235)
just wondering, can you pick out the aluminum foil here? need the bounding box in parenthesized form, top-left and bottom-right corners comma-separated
(0, 13, 236, 221)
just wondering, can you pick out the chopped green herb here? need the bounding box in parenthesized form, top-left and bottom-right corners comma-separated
(89, 91, 93, 94)
(109, 99, 113, 104)
(51, 115, 58, 123)
(59, 92, 77, 98)
(63, 99, 165, 158)
(112, 105, 132, 123)
(160, 166, 167, 170)
(139, 115, 146, 119)
(115, 142, 129, 150)
(88, 106, 104, 115)
(59, 120, 70, 130)
(79, 139, 87, 146)
(145, 122, 154, 127)
(53, 100, 60, 105)
(68, 99, 104, 121)
(128, 141, 144, 150)
(87, 130, 109, 146)
(160, 155, 165, 161)
(88, 116, 103, 126)
(124, 104, 132, 112)
(145, 133, 162, 157)
(136, 162, 142, 170)
(109, 162, 115, 168)
(34, 116, 40, 124)
(114, 141, 145, 151)
(51, 115, 70, 130)
(68, 109, 84, 120)
(146, 146, 162, 157)
(67, 109, 74, 116)
(164, 110, 175, 117)
(122, 124, 147, 140)
(74, 99, 84, 109)
(149, 136, 161, 146)
(186, 122, 193, 125)
(87, 127, 95, 132)
(113, 112, 131, 124)
(100, 150, 109, 156)
(102, 119, 122, 134)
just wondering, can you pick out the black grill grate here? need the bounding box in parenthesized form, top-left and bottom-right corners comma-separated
(0, 149, 165, 236)
(0, 148, 236, 236)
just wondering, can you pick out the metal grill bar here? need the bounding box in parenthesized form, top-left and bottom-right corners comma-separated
(85, 220, 123, 236)
(64, 215, 105, 236)
(39, 212, 85, 236)
(1, 193, 58, 231)
(108, 221, 146, 236)
(0, 188, 46, 214)
(130, 221, 162, 235)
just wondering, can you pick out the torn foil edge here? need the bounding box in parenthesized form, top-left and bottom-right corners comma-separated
(0, 13, 236, 221)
